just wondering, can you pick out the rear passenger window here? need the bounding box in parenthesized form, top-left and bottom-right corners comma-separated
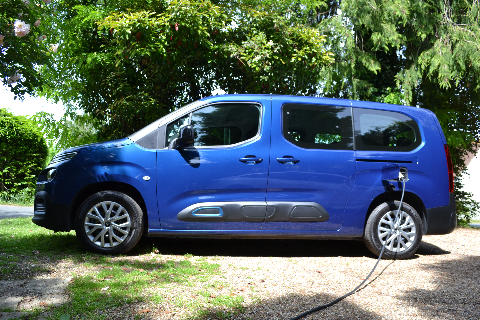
(353, 109, 421, 151)
(283, 104, 353, 150)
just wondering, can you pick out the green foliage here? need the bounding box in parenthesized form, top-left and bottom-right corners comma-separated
(316, 0, 480, 149)
(0, 108, 48, 197)
(0, 0, 56, 98)
(313, 0, 480, 222)
(4, 0, 478, 221)
(40, 0, 333, 140)
(455, 181, 480, 226)
(31, 112, 100, 160)
(0, 186, 35, 206)
(220, 5, 333, 95)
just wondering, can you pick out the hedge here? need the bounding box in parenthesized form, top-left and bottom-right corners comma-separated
(0, 108, 48, 193)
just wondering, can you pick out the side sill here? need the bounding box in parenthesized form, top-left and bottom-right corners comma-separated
(146, 230, 363, 240)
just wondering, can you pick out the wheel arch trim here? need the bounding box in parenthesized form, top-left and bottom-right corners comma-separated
(70, 181, 149, 234)
(364, 191, 427, 235)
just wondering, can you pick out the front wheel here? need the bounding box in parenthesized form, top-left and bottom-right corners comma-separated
(364, 201, 423, 259)
(75, 191, 144, 255)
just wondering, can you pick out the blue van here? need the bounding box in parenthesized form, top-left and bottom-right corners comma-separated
(33, 95, 456, 259)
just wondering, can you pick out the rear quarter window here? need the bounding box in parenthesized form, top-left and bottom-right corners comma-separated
(353, 109, 421, 152)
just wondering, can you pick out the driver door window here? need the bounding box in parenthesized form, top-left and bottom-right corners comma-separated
(166, 103, 261, 148)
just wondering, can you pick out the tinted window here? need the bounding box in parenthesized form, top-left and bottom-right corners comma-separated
(166, 103, 261, 148)
(283, 104, 353, 150)
(191, 103, 261, 147)
(353, 109, 421, 151)
(166, 115, 189, 145)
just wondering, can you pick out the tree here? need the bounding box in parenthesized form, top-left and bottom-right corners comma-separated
(0, 0, 56, 98)
(39, 0, 333, 140)
(313, 0, 480, 144)
(0, 108, 48, 194)
(313, 0, 480, 223)
(32, 111, 101, 162)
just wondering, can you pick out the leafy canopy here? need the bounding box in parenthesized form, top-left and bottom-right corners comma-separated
(0, 0, 56, 98)
(315, 0, 480, 150)
(40, 0, 333, 140)
(313, 0, 480, 222)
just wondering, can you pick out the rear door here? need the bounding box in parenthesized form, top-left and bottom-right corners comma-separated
(264, 100, 356, 231)
(343, 107, 425, 225)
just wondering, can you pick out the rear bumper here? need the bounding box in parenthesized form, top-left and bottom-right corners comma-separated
(32, 191, 72, 232)
(425, 193, 456, 235)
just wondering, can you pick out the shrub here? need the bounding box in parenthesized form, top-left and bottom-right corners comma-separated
(0, 187, 35, 206)
(0, 108, 48, 196)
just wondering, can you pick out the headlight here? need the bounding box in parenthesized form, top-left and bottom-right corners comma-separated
(46, 168, 57, 181)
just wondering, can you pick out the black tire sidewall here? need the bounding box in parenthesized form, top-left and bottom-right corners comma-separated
(75, 191, 144, 255)
(364, 201, 422, 259)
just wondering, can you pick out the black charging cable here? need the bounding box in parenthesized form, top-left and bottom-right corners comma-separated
(289, 176, 407, 320)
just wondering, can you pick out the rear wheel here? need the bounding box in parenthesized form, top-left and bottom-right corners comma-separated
(75, 191, 144, 255)
(364, 201, 422, 259)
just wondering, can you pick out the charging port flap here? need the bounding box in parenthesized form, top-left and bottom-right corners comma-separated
(382, 164, 401, 181)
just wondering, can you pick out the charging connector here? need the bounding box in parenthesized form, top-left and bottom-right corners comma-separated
(399, 167, 409, 182)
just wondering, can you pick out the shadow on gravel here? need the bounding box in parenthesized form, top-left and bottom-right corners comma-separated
(400, 255, 480, 319)
(189, 292, 383, 320)
(133, 237, 373, 258)
(131, 232, 453, 259)
(415, 240, 451, 256)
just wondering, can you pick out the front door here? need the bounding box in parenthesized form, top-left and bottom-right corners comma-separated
(157, 100, 271, 231)
(264, 100, 356, 231)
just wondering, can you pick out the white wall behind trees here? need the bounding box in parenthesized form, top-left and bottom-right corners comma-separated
(463, 150, 480, 219)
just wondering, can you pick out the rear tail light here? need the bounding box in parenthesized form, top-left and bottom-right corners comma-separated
(444, 145, 454, 193)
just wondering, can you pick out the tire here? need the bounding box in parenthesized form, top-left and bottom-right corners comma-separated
(364, 201, 422, 260)
(75, 191, 144, 255)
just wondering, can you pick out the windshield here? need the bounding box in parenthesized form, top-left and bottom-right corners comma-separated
(128, 100, 203, 142)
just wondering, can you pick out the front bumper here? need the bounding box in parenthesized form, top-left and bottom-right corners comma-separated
(32, 153, 92, 232)
(32, 191, 72, 232)
(425, 193, 457, 235)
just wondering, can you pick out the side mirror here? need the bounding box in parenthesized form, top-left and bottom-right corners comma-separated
(169, 125, 195, 149)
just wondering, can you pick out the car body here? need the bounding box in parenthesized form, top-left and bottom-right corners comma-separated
(33, 94, 456, 258)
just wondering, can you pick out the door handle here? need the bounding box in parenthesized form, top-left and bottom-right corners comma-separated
(239, 155, 263, 165)
(277, 156, 300, 165)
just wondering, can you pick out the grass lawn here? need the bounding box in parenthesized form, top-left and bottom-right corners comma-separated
(0, 218, 245, 319)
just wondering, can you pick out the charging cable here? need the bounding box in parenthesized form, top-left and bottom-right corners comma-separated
(289, 172, 408, 320)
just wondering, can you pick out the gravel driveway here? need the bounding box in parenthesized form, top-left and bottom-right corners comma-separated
(2, 227, 480, 319)
(164, 227, 480, 320)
